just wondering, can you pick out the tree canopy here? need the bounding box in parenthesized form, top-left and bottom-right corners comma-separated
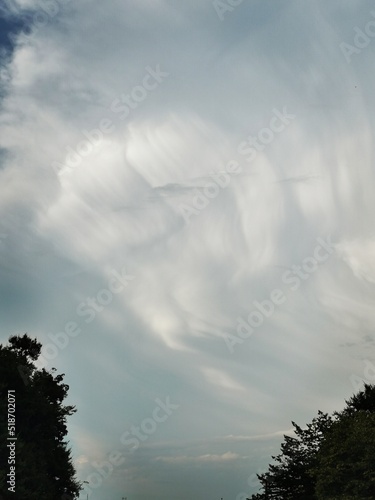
(0, 334, 81, 499)
(248, 383, 375, 500)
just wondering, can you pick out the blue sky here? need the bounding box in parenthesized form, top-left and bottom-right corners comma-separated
(0, 8, 28, 62)
(1, 1, 375, 499)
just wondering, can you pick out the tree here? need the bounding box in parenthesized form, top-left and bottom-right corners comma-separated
(341, 382, 375, 415)
(313, 411, 375, 499)
(0, 334, 81, 499)
(247, 384, 375, 500)
(248, 411, 334, 499)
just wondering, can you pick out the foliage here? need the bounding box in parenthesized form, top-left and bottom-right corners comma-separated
(0, 334, 81, 499)
(314, 411, 375, 499)
(247, 384, 375, 500)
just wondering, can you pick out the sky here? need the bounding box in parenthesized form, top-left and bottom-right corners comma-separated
(1, 0, 375, 498)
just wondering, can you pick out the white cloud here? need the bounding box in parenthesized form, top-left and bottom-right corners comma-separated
(1, 1, 375, 499)
(336, 238, 375, 284)
(155, 451, 242, 465)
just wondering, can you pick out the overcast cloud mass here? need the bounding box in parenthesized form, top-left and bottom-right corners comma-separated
(1, 0, 375, 498)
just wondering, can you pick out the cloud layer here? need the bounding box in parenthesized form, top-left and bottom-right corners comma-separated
(1, 1, 375, 499)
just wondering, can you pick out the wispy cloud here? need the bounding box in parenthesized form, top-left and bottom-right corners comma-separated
(1, 1, 375, 499)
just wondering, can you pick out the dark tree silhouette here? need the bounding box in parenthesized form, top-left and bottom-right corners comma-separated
(0, 334, 81, 499)
(313, 411, 375, 499)
(247, 384, 375, 500)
